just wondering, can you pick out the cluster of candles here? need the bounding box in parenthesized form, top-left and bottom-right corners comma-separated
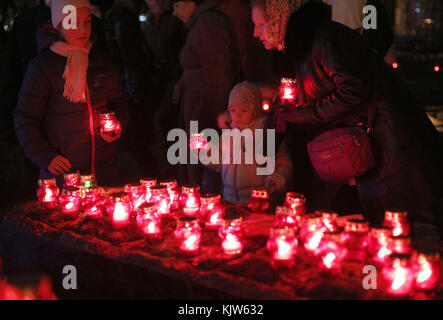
(36, 178, 440, 296)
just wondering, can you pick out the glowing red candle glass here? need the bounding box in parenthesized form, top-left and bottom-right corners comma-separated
(274, 206, 298, 232)
(248, 188, 271, 213)
(200, 194, 224, 229)
(174, 216, 201, 255)
(383, 210, 410, 237)
(63, 171, 81, 188)
(283, 192, 306, 217)
(382, 253, 415, 297)
(219, 212, 244, 255)
(37, 178, 59, 209)
(190, 133, 208, 150)
(266, 226, 298, 269)
(414, 249, 440, 291)
(107, 192, 131, 229)
(124, 183, 146, 214)
(368, 226, 393, 265)
(343, 219, 369, 262)
(387, 236, 412, 255)
(316, 231, 347, 273)
(136, 203, 161, 238)
(279, 78, 297, 104)
(82, 187, 106, 219)
(159, 179, 181, 211)
(299, 214, 326, 254)
(81, 174, 96, 191)
(58, 186, 82, 218)
(100, 112, 121, 137)
(140, 177, 157, 203)
(180, 184, 201, 216)
(318, 210, 339, 233)
(149, 185, 170, 217)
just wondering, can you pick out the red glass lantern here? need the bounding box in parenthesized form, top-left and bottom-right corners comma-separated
(248, 188, 271, 213)
(190, 133, 208, 150)
(36, 178, 59, 209)
(80, 174, 96, 190)
(382, 253, 415, 297)
(124, 183, 146, 213)
(266, 226, 298, 268)
(274, 206, 298, 232)
(180, 184, 201, 216)
(159, 179, 180, 211)
(218, 212, 244, 255)
(82, 187, 106, 219)
(100, 112, 121, 137)
(63, 171, 81, 188)
(414, 249, 440, 291)
(318, 210, 339, 233)
(368, 226, 393, 265)
(387, 236, 412, 255)
(343, 219, 369, 262)
(140, 177, 157, 203)
(149, 185, 170, 217)
(200, 194, 224, 229)
(383, 210, 410, 237)
(174, 216, 201, 255)
(283, 192, 306, 216)
(107, 192, 131, 229)
(299, 214, 326, 254)
(279, 78, 297, 104)
(136, 203, 161, 238)
(317, 231, 347, 273)
(58, 186, 82, 218)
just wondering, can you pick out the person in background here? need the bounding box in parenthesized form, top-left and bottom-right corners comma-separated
(172, 0, 241, 193)
(14, 0, 129, 187)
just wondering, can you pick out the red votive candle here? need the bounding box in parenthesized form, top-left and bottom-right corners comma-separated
(175, 217, 201, 255)
(368, 226, 393, 265)
(107, 192, 131, 229)
(136, 203, 161, 238)
(80, 174, 96, 191)
(317, 231, 347, 273)
(387, 236, 412, 256)
(318, 210, 339, 233)
(159, 179, 181, 211)
(382, 253, 415, 297)
(63, 171, 81, 188)
(140, 177, 157, 203)
(219, 212, 244, 255)
(82, 187, 106, 219)
(266, 226, 298, 269)
(124, 183, 146, 214)
(274, 206, 298, 232)
(383, 210, 410, 237)
(248, 188, 271, 213)
(180, 184, 201, 216)
(200, 194, 224, 229)
(37, 178, 59, 209)
(283, 192, 306, 217)
(58, 186, 82, 218)
(100, 112, 121, 137)
(414, 249, 440, 291)
(279, 78, 297, 104)
(149, 185, 170, 217)
(343, 219, 370, 262)
(190, 133, 208, 150)
(299, 214, 325, 254)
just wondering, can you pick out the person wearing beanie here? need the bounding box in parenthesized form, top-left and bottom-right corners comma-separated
(201, 81, 293, 205)
(14, 0, 129, 186)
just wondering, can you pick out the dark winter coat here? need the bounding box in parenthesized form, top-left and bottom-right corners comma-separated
(14, 46, 130, 186)
(178, 0, 241, 134)
(281, 2, 443, 236)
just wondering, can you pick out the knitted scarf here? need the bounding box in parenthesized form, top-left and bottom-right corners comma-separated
(50, 41, 92, 103)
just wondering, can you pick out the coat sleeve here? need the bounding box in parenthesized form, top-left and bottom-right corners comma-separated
(280, 30, 371, 126)
(106, 59, 130, 133)
(14, 58, 59, 170)
(264, 142, 293, 193)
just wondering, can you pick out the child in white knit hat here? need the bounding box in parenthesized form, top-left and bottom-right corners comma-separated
(203, 81, 293, 205)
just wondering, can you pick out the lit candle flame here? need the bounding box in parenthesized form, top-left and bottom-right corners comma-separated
(392, 227, 402, 237)
(184, 234, 198, 251)
(275, 238, 292, 260)
(222, 234, 243, 254)
(378, 247, 389, 259)
(44, 189, 53, 202)
(416, 261, 432, 284)
(65, 202, 73, 210)
(146, 221, 157, 234)
(391, 268, 407, 291)
(323, 252, 336, 269)
(305, 231, 323, 251)
(113, 202, 128, 222)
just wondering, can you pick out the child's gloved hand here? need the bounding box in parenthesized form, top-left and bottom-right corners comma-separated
(48, 155, 71, 175)
(100, 130, 121, 143)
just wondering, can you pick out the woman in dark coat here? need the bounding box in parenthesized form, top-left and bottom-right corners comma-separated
(14, 0, 129, 187)
(274, 2, 443, 240)
(172, 0, 241, 192)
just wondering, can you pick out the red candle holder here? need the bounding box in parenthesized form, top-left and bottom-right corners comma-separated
(382, 253, 415, 297)
(317, 210, 339, 233)
(136, 203, 161, 238)
(58, 186, 82, 218)
(279, 78, 297, 104)
(180, 184, 201, 216)
(266, 226, 298, 269)
(159, 179, 181, 211)
(299, 214, 325, 254)
(37, 178, 59, 209)
(190, 133, 208, 150)
(200, 194, 224, 229)
(317, 231, 347, 273)
(387, 236, 412, 255)
(100, 112, 121, 137)
(343, 219, 369, 262)
(368, 226, 393, 265)
(63, 171, 81, 188)
(248, 188, 271, 213)
(283, 192, 306, 216)
(414, 249, 440, 291)
(82, 187, 106, 219)
(80, 174, 96, 190)
(140, 177, 157, 203)
(383, 210, 410, 237)
(219, 212, 244, 255)
(274, 206, 298, 232)
(124, 183, 146, 214)
(149, 185, 170, 217)
(174, 216, 201, 255)
(107, 192, 131, 229)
